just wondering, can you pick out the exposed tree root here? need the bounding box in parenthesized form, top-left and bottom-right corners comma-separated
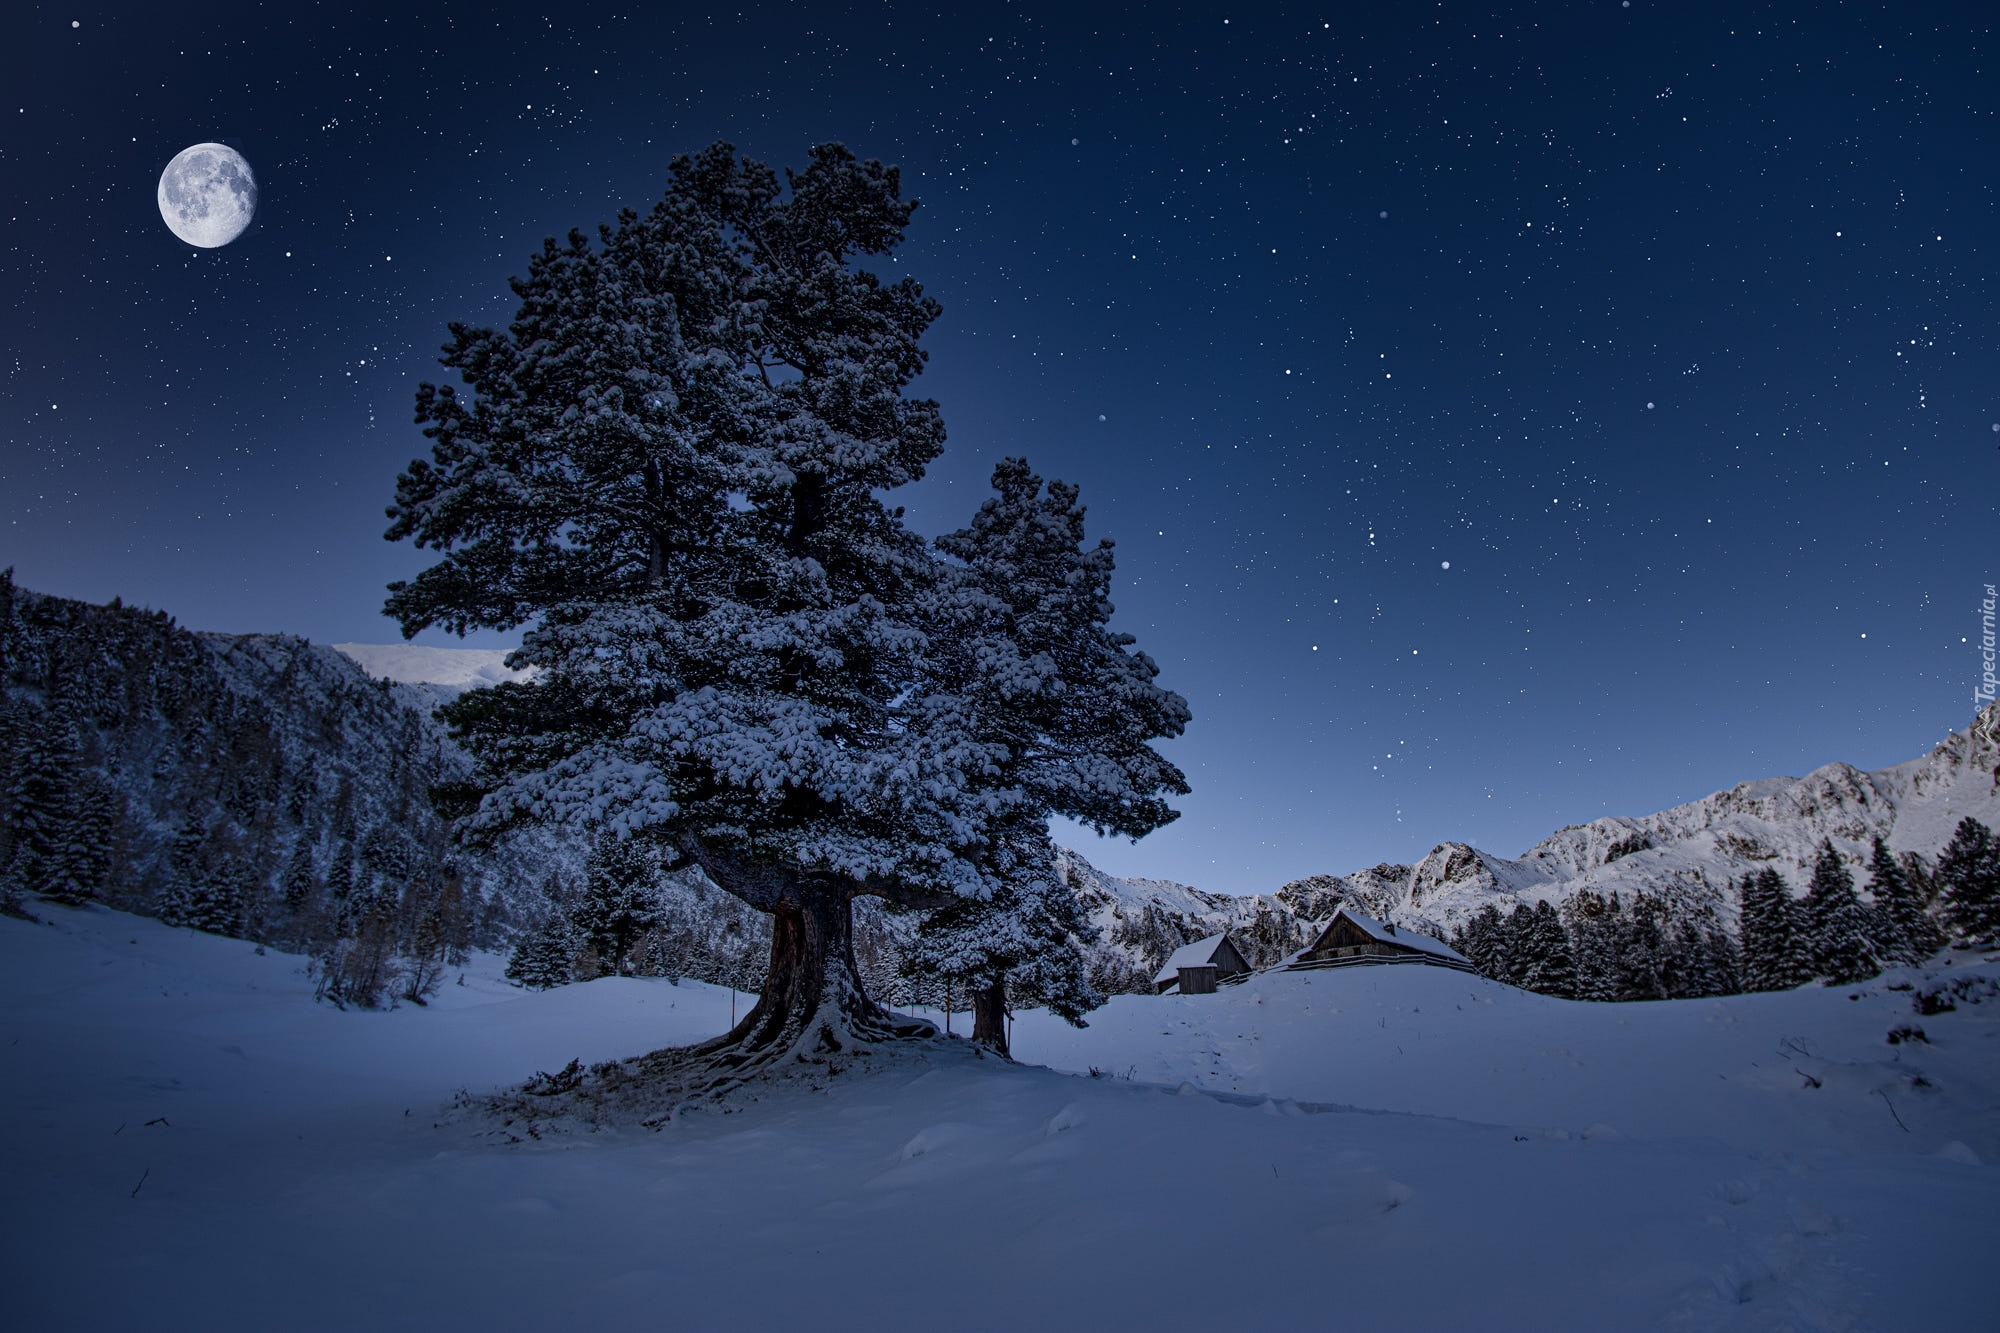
(466, 871, 966, 1134)
(471, 1010, 949, 1137)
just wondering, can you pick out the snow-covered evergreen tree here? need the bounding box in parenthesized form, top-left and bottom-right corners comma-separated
(1611, 893, 1668, 1001)
(904, 834, 1101, 1049)
(1452, 903, 1507, 982)
(1562, 891, 1621, 1001)
(38, 766, 120, 908)
(1801, 839, 1882, 985)
(156, 821, 210, 931)
(1, 705, 73, 900)
(1739, 868, 1805, 991)
(898, 459, 1188, 1052)
(279, 840, 319, 917)
(1898, 849, 1938, 908)
(1934, 817, 2000, 947)
(1867, 835, 1938, 965)
(572, 836, 663, 978)
(385, 147, 1185, 1069)
(506, 914, 578, 990)
(1520, 899, 1577, 998)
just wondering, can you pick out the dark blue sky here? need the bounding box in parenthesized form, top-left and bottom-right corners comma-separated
(4, 2, 1994, 893)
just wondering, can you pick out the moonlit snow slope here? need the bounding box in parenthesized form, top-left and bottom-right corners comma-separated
(3, 905, 1994, 1330)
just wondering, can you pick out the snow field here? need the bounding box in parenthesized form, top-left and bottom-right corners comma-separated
(1010, 963, 2000, 1157)
(3, 905, 1995, 1330)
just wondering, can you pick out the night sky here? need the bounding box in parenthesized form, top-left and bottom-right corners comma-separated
(4, 2, 1995, 894)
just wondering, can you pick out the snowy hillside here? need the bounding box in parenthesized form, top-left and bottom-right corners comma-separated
(4, 902, 1992, 1329)
(0, 582, 582, 955)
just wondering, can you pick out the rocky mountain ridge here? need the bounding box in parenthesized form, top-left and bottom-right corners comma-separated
(1087, 706, 2000, 953)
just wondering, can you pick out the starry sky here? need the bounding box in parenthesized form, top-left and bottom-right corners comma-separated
(4, 2, 1995, 894)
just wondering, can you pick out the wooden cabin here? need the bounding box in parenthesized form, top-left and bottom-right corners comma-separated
(1288, 907, 1474, 974)
(1153, 932, 1253, 995)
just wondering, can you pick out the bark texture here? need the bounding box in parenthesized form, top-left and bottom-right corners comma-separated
(687, 874, 931, 1077)
(969, 979, 1010, 1057)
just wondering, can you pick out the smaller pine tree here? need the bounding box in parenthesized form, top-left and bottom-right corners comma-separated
(1520, 898, 1577, 998)
(905, 833, 1102, 1051)
(322, 842, 357, 928)
(1612, 894, 1668, 1001)
(1500, 905, 1542, 988)
(572, 837, 661, 978)
(3, 708, 75, 898)
(1703, 918, 1742, 996)
(1562, 891, 1621, 1002)
(1867, 836, 1939, 965)
(281, 840, 319, 913)
(1451, 904, 1507, 981)
(506, 916, 577, 990)
(1934, 817, 2000, 947)
(38, 771, 120, 907)
(1802, 840, 1882, 985)
(1739, 869, 1806, 991)
(1898, 850, 1938, 907)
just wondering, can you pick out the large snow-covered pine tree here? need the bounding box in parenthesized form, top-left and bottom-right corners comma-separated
(384, 145, 1166, 1070)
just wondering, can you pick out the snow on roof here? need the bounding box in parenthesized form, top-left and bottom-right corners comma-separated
(1152, 932, 1234, 986)
(1328, 908, 1470, 964)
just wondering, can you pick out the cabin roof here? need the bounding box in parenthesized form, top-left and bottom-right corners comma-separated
(1151, 932, 1237, 987)
(1316, 907, 1470, 964)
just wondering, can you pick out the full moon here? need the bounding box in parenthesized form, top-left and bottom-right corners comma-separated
(157, 143, 257, 248)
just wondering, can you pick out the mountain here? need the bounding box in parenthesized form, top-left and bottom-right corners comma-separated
(1051, 846, 1306, 990)
(1266, 705, 2000, 941)
(333, 642, 534, 711)
(0, 577, 562, 945)
(1062, 705, 2000, 980)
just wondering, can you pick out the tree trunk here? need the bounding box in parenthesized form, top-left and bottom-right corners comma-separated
(697, 876, 931, 1067)
(970, 979, 1009, 1057)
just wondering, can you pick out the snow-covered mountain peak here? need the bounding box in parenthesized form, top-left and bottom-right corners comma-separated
(1070, 704, 2000, 969)
(1275, 704, 2000, 935)
(332, 642, 533, 692)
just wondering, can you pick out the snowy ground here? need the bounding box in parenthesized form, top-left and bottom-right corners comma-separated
(3, 906, 1995, 1330)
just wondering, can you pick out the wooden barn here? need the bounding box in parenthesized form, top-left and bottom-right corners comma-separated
(1153, 932, 1254, 995)
(1286, 907, 1474, 974)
